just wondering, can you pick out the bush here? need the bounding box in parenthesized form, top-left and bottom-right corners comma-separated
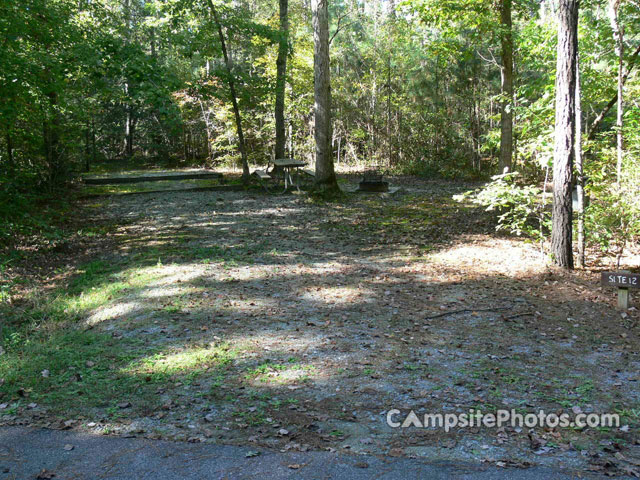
(454, 171, 550, 240)
(0, 171, 69, 249)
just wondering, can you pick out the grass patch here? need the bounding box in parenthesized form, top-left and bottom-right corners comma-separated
(0, 329, 151, 413)
(0, 258, 170, 414)
(81, 178, 224, 196)
(245, 358, 316, 384)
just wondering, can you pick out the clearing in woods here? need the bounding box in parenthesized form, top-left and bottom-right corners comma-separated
(1, 174, 639, 477)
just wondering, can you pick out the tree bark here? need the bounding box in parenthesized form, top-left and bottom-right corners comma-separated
(575, 53, 585, 268)
(91, 116, 97, 166)
(551, 0, 579, 270)
(125, 102, 134, 159)
(274, 0, 289, 161)
(206, 0, 250, 183)
(607, 0, 623, 187)
(498, 0, 513, 173)
(85, 122, 91, 172)
(5, 129, 14, 172)
(311, 0, 339, 191)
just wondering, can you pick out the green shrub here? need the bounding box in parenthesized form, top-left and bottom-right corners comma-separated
(454, 171, 550, 240)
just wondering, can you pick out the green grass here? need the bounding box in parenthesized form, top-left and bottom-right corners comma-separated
(0, 329, 151, 411)
(0, 248, 240, 417)
(81, 178, 224, 196)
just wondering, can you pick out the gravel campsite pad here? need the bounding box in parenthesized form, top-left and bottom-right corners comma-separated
(1, 177, 639, 477)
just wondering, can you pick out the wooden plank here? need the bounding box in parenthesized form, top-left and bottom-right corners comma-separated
(273, 158, 307, 168)
(79, 184, 245, 198)
(302, 168, 316, 177)
(619, 288, 630, 310)
(601, 272, 640, 289)
(83, 172, 223, 185)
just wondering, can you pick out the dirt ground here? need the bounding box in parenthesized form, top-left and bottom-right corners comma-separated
(2, 175, 639, 477)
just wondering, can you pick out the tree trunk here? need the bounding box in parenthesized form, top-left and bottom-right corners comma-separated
(311, 0, 339, 191)
(206, 0, 250, 183)
(607, 0, 623, 187)
(85, 122, 91, 172)
(91, 116, 97, 166)
(125, 104, 134, 159)
(43, 90, 61, 185)
(498, 0, 513, 173)
(587, 43, 640, 140)
(5, 129, 14, 172)
(576, 53, 585, 268)
(274, 0, 289, 160)
(386, 51, 392, 166)
(551, 0, 579, 270)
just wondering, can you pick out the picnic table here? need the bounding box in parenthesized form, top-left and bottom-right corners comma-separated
(273, 158, 307, 193)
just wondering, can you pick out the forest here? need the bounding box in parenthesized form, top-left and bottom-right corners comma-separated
(1, 0, 639, 265)
(1, 0, 640, 477)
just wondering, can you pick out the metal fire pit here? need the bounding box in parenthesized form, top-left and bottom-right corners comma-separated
(358, 166, 389, 192)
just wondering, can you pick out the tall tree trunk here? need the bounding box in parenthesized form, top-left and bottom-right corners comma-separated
(274, 0, 289, 160)
(43, 90, 62, 185)
(386, 52, 392, 166)
(85, 122, 91, 172)
(125, 102, 134, 159)
(207, 0, 250, 183)
(551, 0, 579, 270)
(311, 0, 338, 191)
(607, 0, 623, 187)
(587, 43, 640, 140)
(5, 129, 14, 172)
(91, 116, 97, 166)
(576, 53, 585, 268)
(498, 0, 513, 173)
(123, 0, 133, 160)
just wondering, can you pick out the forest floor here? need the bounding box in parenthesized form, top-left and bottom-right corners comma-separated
(1, 174, 639, 477)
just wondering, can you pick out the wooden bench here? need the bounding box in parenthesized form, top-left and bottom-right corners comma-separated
(252, 169, 272, 192)
(83, 171, 223, 185)
(252, 169, 271, 180)
(301, 168, 315, 177)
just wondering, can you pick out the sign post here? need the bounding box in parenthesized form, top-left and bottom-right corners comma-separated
(601, 271, 639, 310)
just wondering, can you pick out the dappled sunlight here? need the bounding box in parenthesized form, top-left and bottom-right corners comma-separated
(4, 181, 638, 474)
(299, 284, 374, 306)
(123, 343, 236, 377)
(429, 236, 546, 277)
(85, 301, 142, 326)
(140, 285, 189, 299)
(145, 265, 207, 287)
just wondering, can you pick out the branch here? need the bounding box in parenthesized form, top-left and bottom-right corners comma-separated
(329, 13, 352, 45)
(587, 42, 640, 140)
(477, 49, 500, 69)
(424, 306, 511, 320)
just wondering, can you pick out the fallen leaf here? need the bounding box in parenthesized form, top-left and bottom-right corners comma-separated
(389, 447, 404, 457)
(36, 469, 56, 479)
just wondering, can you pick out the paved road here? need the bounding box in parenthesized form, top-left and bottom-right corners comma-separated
(0, 427, 614, 479)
